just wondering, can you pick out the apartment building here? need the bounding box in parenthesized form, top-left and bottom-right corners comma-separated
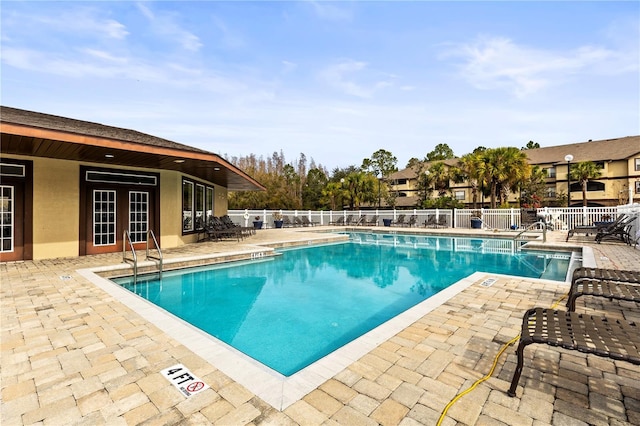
(387, 136, 640, 208)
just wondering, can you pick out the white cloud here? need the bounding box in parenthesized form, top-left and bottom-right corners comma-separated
(82, 48, 128, 63)
(319, 60, 395, 99)
(137, 2, 202, 52)
(307, 1, 353, 22)
(281, 60, 298, 74)
(443, 36, 636, 98)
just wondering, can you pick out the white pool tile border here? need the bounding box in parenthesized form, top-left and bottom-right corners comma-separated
(78, 244, 589, 410)
(78, 264, 485, 410)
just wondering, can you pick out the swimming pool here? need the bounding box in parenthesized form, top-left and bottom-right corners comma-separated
(112, 233, 572, 377)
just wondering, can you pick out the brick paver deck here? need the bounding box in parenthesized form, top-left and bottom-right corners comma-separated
(2, 228, 639, 425)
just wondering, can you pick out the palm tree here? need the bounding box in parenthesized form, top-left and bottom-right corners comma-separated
(570, 161, 602, 206)
(427, 162, 451, 197)
(482, 147, 531, 208)
(458, 153, 485, 209)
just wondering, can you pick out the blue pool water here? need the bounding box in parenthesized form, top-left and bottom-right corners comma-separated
(113, 233, 571, 376)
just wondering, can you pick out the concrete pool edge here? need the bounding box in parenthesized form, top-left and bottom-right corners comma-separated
(77, 240, 592, 411)
(77, 263, 485, 410)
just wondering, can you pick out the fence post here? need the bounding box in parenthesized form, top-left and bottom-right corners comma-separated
(453, 209, 457, 228)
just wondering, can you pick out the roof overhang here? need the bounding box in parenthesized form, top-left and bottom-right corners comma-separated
(0, 122, 265, 191)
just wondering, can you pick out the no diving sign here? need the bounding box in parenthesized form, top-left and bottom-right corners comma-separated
(161, 364, 210, 397)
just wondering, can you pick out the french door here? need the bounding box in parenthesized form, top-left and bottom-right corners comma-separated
(81, 168, 159, 256)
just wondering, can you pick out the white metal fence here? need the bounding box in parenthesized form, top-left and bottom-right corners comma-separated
(228, 204, 640, 244)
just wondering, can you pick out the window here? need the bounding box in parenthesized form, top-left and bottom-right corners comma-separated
(546, 167, 556, 178)
(546, 187, 556, 198)
(206, 187, 214, 224)
(636, 181, 640, 194)
(129, 192, 148, 243)
(93, 190, 116, 246)
(0, 186, 14, 252)
(569, 181, 605, 192)
(454, 190, 465, 200)
(182, 178, 215, 234)
(635, 158, 640, 172)
(396, 179, 407, 185)
(195, 184, 205, 230)
(182, 181, 194, 232)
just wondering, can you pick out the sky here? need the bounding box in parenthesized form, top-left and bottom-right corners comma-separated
(2, 1, 639, 171)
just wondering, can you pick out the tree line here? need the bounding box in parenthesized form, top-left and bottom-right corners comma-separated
(227, 142, 602, 210)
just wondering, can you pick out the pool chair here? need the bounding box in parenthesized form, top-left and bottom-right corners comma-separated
(329, 216, 345, 226)
(405, 215, 417, 227)
(566, 267, 640, 311)
(391, 214, 406, 226)
(221, 215, 254, 236)
(294, 216, 305, 227)
(282, 215, 295, 227)
(424, 215, 437, 228)
(344, 214, 357, 225)
(566, 214, 627, 242)
(507, 308, 640, 398)
(595, 215, 637, 244)
(301, 216, 318, 226)
(365, 215, 379, 226)
(200, 217, 241, 242)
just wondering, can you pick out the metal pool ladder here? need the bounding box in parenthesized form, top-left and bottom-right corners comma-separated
(514, 221, 547, 245)
(146, 229, 163, 280)
(122, 230, 163, 284)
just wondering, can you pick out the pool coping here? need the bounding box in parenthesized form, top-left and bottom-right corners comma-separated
(76, 236, 594, 411)
(78, 264, 483, 410)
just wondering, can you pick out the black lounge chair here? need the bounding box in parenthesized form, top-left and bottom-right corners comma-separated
(391, 214, 406, 226)
(344, 214, 356, 226)
(301, 216, 318, 226)
(199, 217, 241, 242)
(329, 216, 345, 226)
(365, 215, 379, 226)
(566, 214, 627, 242)
(424, 215, 437, 228)
(282, 215, 295, 227)
(595, 215, 637, 244)
(294, 216, 305, 227)
(566, 267, 640, 311)
(507, 308, 640, 397)
(405, 215, 417, 227)
(221, 215, 253, 236)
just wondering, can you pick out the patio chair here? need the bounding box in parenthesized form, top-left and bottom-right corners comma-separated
(391, 214, 406, 226)
(294, 216, 305, 227)
(437, 216, 448, 228)
(365, 215, 379, 226)
(595, 215, 637, 244)
(566, 267, 640, 311)
(566, 214, 627, 242)
(507, 308, 640, 398)
(221, 215, 254, 236)
(424, 215, 437, 228)
(301, 216, 318, 226)
(344, 214, 356, 225)
(329, 216, 345, 226)
(282, 215, 295, 227)
(405, 215, 417, 227)
(200, 217, 241, 242)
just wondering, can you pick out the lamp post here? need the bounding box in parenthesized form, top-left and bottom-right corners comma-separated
(564, 154, 573, 207)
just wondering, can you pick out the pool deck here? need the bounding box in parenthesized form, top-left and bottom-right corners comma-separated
(2, 227, 639, 425)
